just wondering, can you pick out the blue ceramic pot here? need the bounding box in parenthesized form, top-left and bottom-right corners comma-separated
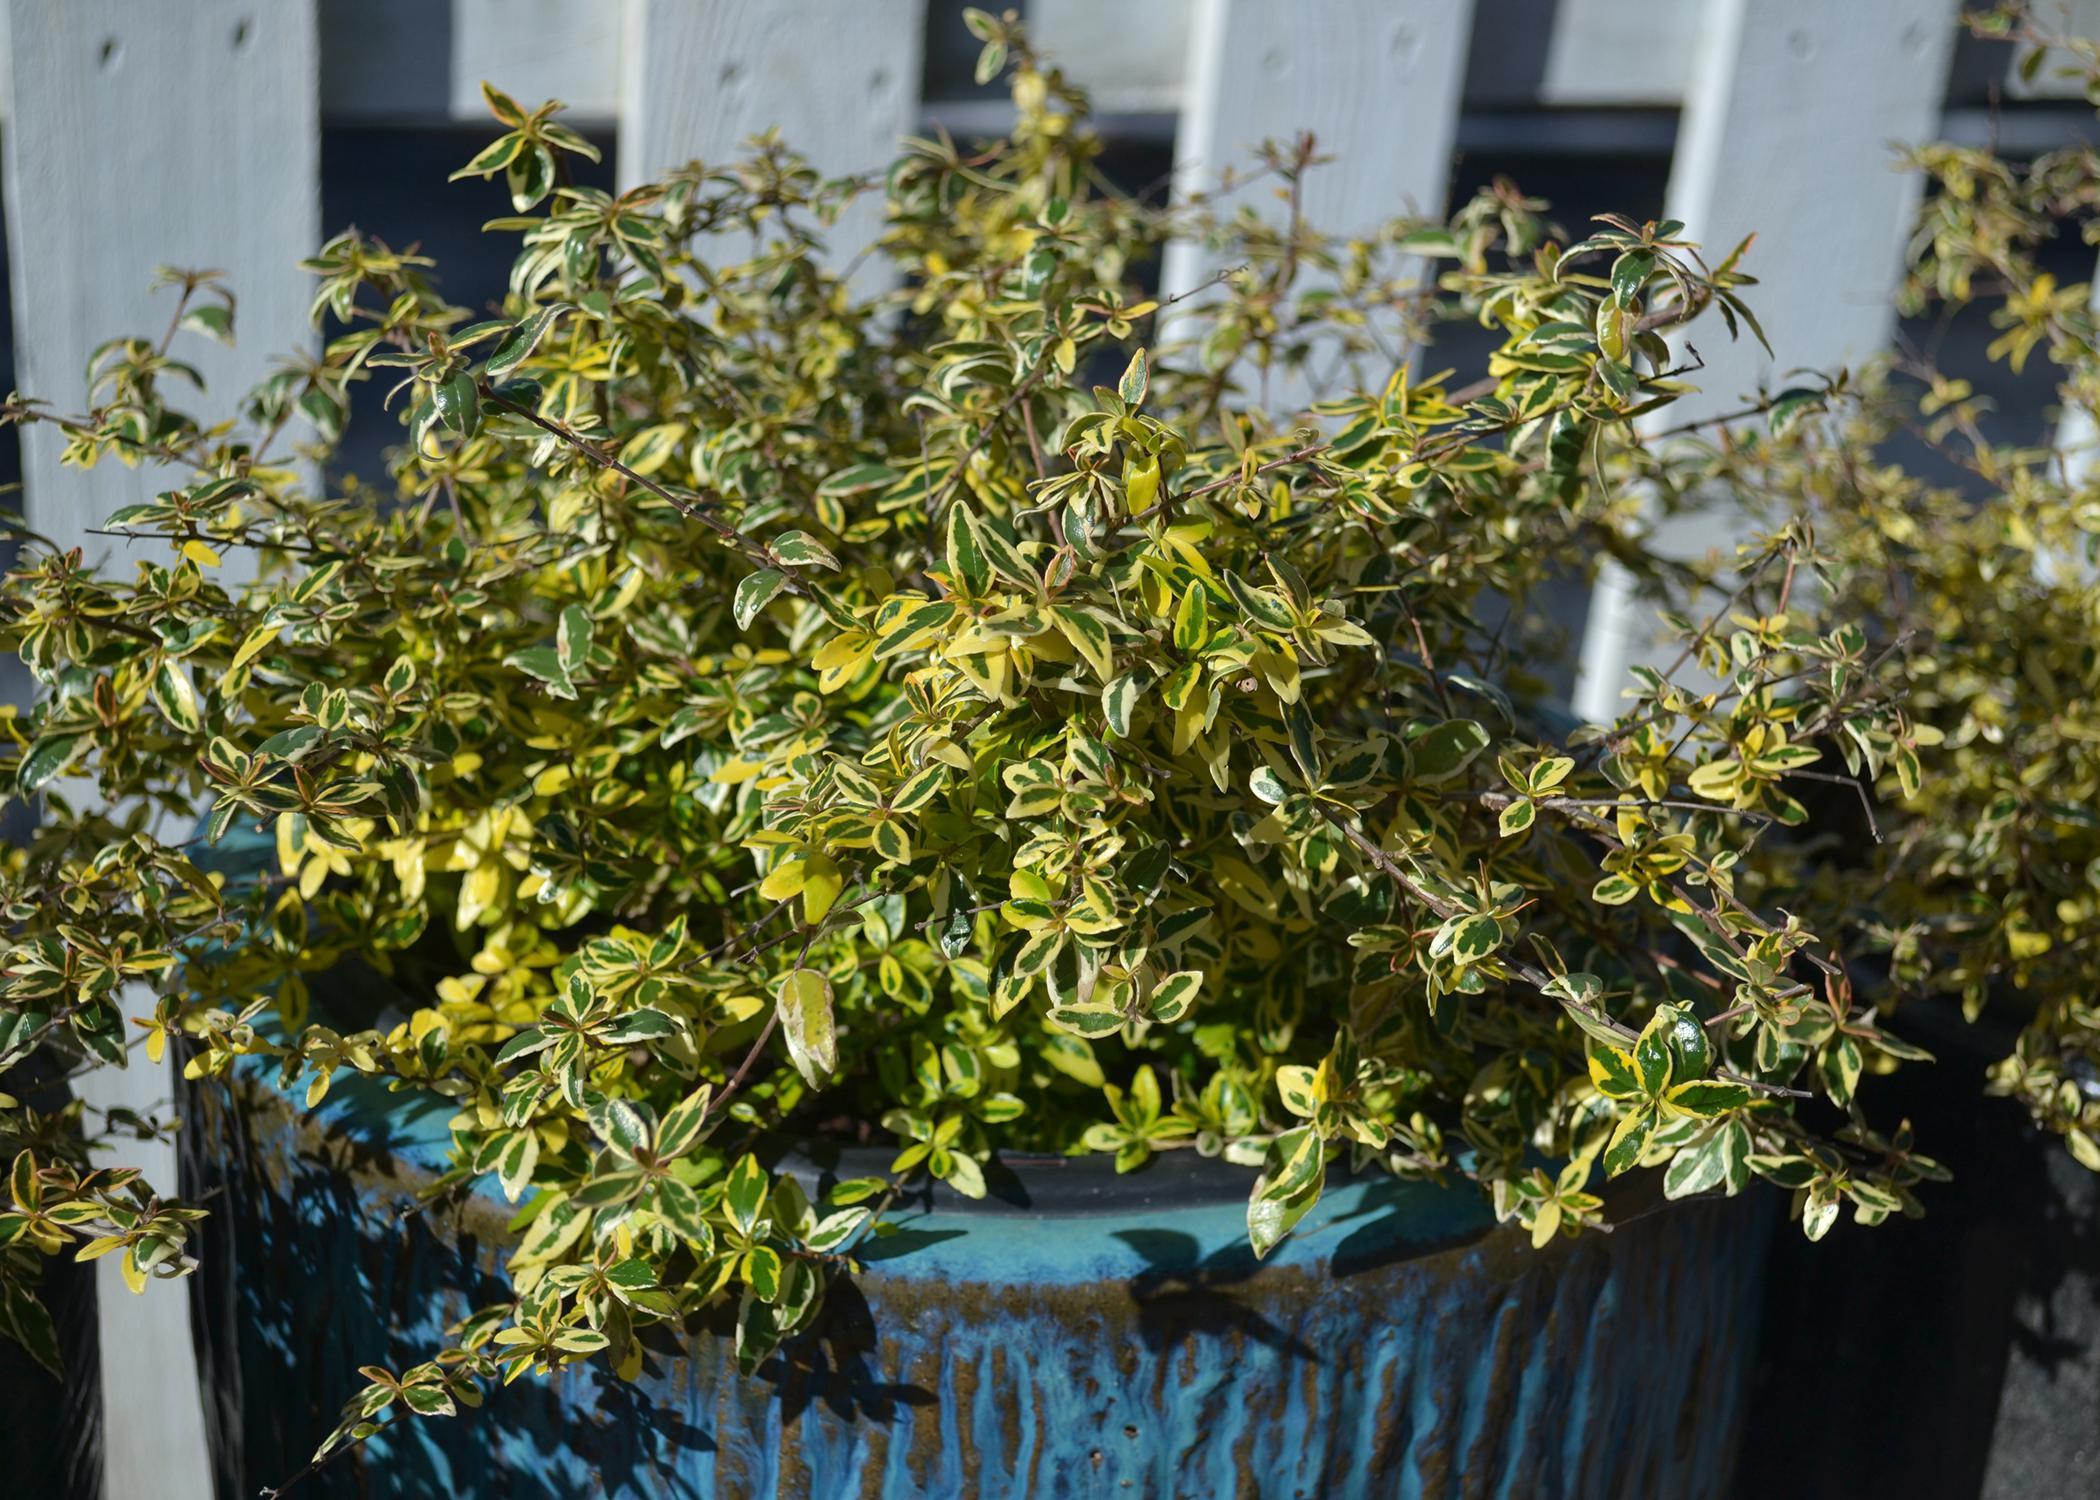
(184, 1047, 1771, 1499)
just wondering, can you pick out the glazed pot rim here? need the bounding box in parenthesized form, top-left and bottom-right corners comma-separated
(263, 968, 1448, 1222)
(201, 833, 1507, 1259)
(278, 943, 1297, 1211)
(777, 1139, 1276, 1217)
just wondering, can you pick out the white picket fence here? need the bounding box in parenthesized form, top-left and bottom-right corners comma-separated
(0, 3, 2089, 1495)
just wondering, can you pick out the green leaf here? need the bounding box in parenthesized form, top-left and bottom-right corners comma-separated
(1118, 347, 1149, 405)
(1587, 1045, 1641, 1099)
(494, 1025, 554, 1065)
(655, 1085, 715, 1161)
(1657, 1003, 1713, 1080)
(1409, 720, 1489, 783)
(1665, 1080, 1751, 1116)
(18, 735, 85, 795)
(872, 818, 912, 864)
(506, 645, 575, 700)
(1173, 584, 1209, 653)
(1687, 758, 1742, 800)
(1610, 249, 1654, 306)
(724, 1154, 769, 1236)
(1602, 1107, 1653, 1176)
(151, 663, 202, 734)
(1591, 873, 1640, 906)
(1449, 913, 1502, 964)
(942, 1151, 987, 1199)
(1633, 1014, 1675, 1096)
(1102, 671, 1144, 738)
(804, 1206, 870, 1252)
(1248, 1128, 1325, 1258)
(1275, 1064, 1318, 1118)
(255, 724, 325, 763)
(891, 764, 947, 812)
(734, 569, 789, 631)
(1821, 1035, 1863, 1106)
(972, 513, 1040, 589)
(816, 462, 900, 497)
(770, 530, 839, 570)
(946, 506, 992, 596)
(1224, 570, 1295, 632)
(495, 1130, 540, 1202)
(1249, 764, 1292, 804)
(180, 302, 235, 344)
(777, 968, 837, 1085)
(1802, 1187, 1840, 1242)
(1044, 999, 1122, 1038)
(597, 1007, 675, 1044)
(1497, 797, 1536, 836)
(744, 1244, 784, 1302)
(433, 372, 481, 436)
(587, 1096, 651, 1155)
(1767, 386, 1827, 435)
(1051, 605, 1115, 681)
(873, 602, 957, 660)
(1750, 1154, 1818, 1191)
(450, 132, 523, 181)
(1149, 969, 1202, 1023)
(399, 1384, 455, 1417)
(557, 604, 592, 675)
(1663, 1126, 1729, 1200)
(485, 304, 565, 380)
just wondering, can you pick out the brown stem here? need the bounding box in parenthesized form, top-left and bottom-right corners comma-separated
(483, 391, 805, 594)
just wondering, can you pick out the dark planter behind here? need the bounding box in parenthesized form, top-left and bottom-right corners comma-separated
(1736, 1003, 2100, 1498)
(0, 1056, 103, 1500)
(0, 1238, 100, 1500)
(185, 1048, 1773, 1499)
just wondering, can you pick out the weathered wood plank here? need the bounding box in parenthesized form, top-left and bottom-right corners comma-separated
(5, 0, 321, 551)
(2005, 0, 2100, 98)
(1573, 0, 1960, 721)
(3, 5, 321, 1497)
(1164, 0, 1475, 286)
(619, 0, 926, 285)
(1030, 0, 1195, 112)
(1539, 0, 1709, 104)
(320, 0, 620, 124)
(1160, 0, 1475, 409)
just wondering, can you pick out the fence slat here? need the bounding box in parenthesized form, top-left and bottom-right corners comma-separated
(320, 0, 620, 124)
(2006, 0, 2100, 97)
(1031, 0, 1195, 113)
(1573, 0, 1959, 721)
(619, 0, 926, 286)
(3, 6, 319, 1497)
(1160, 0, 1475, 407)
(1539, 0, 1710, 105)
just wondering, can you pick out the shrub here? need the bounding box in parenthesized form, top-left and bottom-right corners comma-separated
(0, 5, 2083, 1472)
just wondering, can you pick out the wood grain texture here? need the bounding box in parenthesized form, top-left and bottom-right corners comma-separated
(1540, 0, 1709, 104)
(1162, 0, 1474, 297)
(5, 0, 320, 554)
(2004, 0, 2100, 98)
(1661, 0, 1957, 419)
(1160, 0, 1474, 414)
(3, 5, 320, 1497)
(320, 0, 620, 123)
(619, 0, 926, 288)
(1575, 0, 1960, 720)
(1031, 0, 1196, 112)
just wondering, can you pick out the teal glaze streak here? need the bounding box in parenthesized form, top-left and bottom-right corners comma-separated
(185, 822, 1768, 1495)
(188, 1050, 1771, 1498)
